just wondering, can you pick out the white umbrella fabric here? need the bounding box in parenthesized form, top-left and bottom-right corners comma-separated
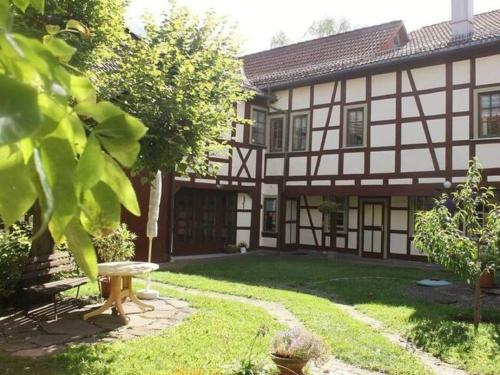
(137, 170, 162, 300)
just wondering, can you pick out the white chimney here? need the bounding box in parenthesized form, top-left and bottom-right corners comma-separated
(451, 0, 474, 39)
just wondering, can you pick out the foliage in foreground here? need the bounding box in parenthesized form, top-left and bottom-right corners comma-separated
(0, 0, 146, 279)
(414, 158, 500, 326)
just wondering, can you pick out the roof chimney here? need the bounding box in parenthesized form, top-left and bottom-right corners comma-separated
(451, 0, 474, 40)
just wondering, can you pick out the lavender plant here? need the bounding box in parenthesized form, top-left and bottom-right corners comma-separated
(271, 327, 327, 361)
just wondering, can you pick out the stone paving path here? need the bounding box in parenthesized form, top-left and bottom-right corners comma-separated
(0, 298, 194, 358)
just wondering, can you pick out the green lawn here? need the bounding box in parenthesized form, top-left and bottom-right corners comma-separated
(151, 255, 500, 375)
(3, 255, 498, 375)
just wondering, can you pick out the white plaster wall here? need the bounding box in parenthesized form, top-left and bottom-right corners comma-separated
(260, 237, 277, 248)
(428, 118, 446, 143)
(476, 54, 500, 85)
(324, 129, 339, 150)
(346, 77, 366, 103)
(331, 106, 341, 127)
(412, 64, 446, 90)
(390, 233, 407, 254)
(246, 150, 256, 178)
(289, 156, 307, 176)
(420, 91, 446, 116)
(299, 229, 317, 245)
(402, 96, 419, 118)
(231, 151, 242, 176)
(336, 237, 345, 248)
(237, 212, 252, 227)
(312, 108, 329, 128)
(401, 71, 412, 92)
(348, 231, 358, 249)
(272, 90, 289, 112)
(372, 72, 396, 96)
(266, 158, 284, 176)
(476, 144, 500, 168)
(215, 162, 229, 176)
(311, 132, 323, 151)
(453, 88, 469, 112)
(292, 86, 311, 110)
(370, 151, 395, 174)
(238, 193, 252, 210)
(371, 98, 396, 121)
(349, 196, 359, 208)
(348, 209, 358, 229)
(236, 102, 245, 118)
(261, 184, 278, 196)
(317, 154, 339, 175)
(236, 230, 250, 247)
(371, 124, 395, 147)
(436, 147, 446, 171)
(314, 82, 335, 105)
(452, 60, 470, 85)
(401, 149, 435, 172)
(452, 116, 470, 141)
(452, 145, 469, 170)
(235, 123, 245, 143)
(401, 121, 426, 144)
(343, 152, 364, 174)
(390, 210, 408, 231)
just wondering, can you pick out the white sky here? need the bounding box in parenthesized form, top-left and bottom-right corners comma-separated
(126, 0, 500, 55)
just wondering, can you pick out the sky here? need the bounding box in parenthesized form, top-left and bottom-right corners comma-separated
(126, 0, 500, 55)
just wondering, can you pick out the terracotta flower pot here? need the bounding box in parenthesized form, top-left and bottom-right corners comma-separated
(100, 277, 111, 298)
(480, 272, 495, 289)
(271, 354, 308, 375)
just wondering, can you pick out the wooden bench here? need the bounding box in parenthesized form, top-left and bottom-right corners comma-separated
(21, 252, 88, 320)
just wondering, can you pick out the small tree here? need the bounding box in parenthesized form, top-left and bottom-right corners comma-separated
(307, 17, 351, 38)
(414, 158, 500, 328)
(270, 30, 291, 48)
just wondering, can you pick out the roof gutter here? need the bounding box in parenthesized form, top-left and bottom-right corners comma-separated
(259, 36, 500, 91)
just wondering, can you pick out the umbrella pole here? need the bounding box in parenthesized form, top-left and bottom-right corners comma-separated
(137, 236, 159, 300)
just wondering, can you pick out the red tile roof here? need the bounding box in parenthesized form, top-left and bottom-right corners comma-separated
(243, 10, 500, 89)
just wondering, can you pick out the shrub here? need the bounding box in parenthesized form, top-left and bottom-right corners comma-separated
(93, 224, 137, 263)
(237, 241, 249, 249)
(0, 222, 32, 300)
(224, 244, 239, 254)
(271, 326, 327, 361)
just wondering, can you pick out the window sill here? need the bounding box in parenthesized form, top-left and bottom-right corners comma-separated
(261, 232, 278, 238)
(472, 136, 500, 141)
(342, 145, 366, 150)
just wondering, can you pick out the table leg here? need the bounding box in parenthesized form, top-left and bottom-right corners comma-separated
(126, 276, 155, 312)
(83, 276, 122, 321)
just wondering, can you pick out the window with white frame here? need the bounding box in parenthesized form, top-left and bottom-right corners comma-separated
(478, 91, 500, 138)
(323, 197, 348, 234)
(291, 114, 308, 151)
(269, 116, 284, 152)
(251, 108, 267, 145)
(345, 107, 365, 147)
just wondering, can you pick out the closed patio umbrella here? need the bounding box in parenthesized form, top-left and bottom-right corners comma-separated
(137, 170, 162, 300)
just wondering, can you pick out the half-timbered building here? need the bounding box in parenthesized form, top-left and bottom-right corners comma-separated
(128, 0, 500, 262)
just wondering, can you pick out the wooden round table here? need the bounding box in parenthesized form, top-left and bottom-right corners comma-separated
(83, 261, 159, 324)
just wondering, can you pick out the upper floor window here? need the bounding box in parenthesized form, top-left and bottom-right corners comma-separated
(291, 114, 308, 151)
(478, 91, 500, 138)
(269, 117, 284, 152)
(263, 197, 277, 233)
(346, 107, 365, 147)
(251, 108, 266, 145)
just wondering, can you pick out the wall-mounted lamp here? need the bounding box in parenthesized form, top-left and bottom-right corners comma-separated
(443, 180, 452, 190)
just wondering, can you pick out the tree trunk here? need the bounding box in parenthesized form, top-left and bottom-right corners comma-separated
(30, 203, 54, 257)
(473, 275, 482, 330)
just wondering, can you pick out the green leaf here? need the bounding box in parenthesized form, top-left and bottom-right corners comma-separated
(80, 182, 120, 236)
(12, 0, 30, 12)
(75, 101, 123, 122)
(0, 75, 41, 145)
(64, 114, 86, 154)
(29, 0, 45, 13)
(66, 19, 90, 39)
(70, 75, 96, 104)
(101, 154, 140, 216)
(77, 134, 104, 192)
(40, 136, 78, 242)
(95, 114, 147, 141)
(0, 144, 37, 226)
(42, 35, 76, 63)
(98, 136, 140, 168)
(0, 0, 10, 28)
(65, 217, 98, 281)
(45, 24, 60, 35)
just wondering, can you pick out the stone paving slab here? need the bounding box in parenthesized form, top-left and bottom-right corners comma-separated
(0, 297, 194, 358)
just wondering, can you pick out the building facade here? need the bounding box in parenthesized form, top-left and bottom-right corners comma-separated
(128, 2, 500, 262)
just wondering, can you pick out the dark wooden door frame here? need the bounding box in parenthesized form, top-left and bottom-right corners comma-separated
(358, 197, 389, 259)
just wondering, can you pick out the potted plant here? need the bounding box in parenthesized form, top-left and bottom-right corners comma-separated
(237, 241, 248, 254)
(270, 327, 326, 375)
(480, 270, 495, 288)
(224, 244, 239, 254)
(317, 200, 337, 215)
(93, 224, 137, 298)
